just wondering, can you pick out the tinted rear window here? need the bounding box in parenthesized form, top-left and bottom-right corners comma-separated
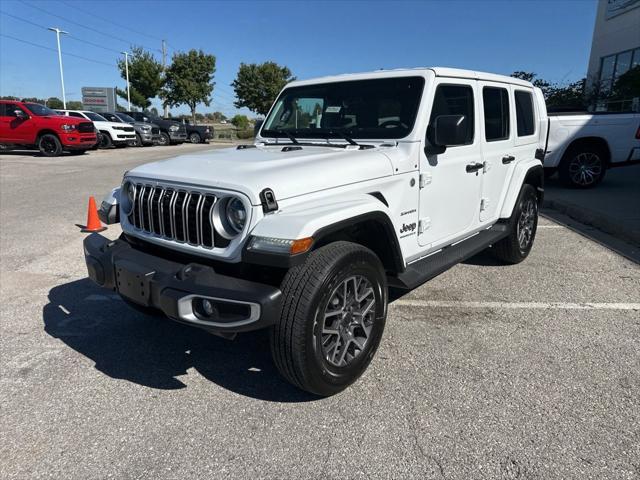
(515, 91, 535, 136)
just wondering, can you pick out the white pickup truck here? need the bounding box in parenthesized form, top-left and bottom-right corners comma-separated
(544, 112, 640, 188)
(85, 67, 547, 395)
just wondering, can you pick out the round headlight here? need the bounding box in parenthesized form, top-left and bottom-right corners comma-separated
(121, 181, 135, 215)
(212, 196, 247, 239)
(226, 197, 247, 233)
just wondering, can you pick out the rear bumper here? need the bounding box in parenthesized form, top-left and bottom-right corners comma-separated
(83, 234, 283, 334)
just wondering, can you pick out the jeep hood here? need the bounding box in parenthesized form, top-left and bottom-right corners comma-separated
(127, 144, 395, 205)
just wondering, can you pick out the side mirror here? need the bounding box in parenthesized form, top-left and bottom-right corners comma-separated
(14, 109, 28, 119)
(424, 114, 468, 155)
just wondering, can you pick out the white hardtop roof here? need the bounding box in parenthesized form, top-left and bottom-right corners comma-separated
(287, 67, 533, 88)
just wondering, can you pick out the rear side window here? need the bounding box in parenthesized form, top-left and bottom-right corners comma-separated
(69, 112, 84, 118)
(1, 104, 25, 117)
(429, 84, 475, 145)
(515, 91, 535, 136)
(482, 87, 510, 141)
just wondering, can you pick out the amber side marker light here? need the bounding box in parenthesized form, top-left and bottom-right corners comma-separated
(290, 237, 314, 255)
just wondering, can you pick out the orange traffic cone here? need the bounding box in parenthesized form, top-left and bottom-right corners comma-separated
(81, 196, 107, 233)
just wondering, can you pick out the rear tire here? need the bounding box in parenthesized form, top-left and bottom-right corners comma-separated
(38, 134, 63, 157)
(491, 184, 538, 264)
(189, 132, 201, 144)
(99, 132, 113, 149)
(270, 241, 388, 396)
(559, 144, 607, 188)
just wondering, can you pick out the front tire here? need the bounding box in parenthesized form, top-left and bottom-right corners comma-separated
(158, 132, 170, 146)
(270, 241, 388, 396)
(38, 134, 63, 157)
(491, 184, 538, 264)
(99, 132, 113, 149)
(133, 133, 143, 147)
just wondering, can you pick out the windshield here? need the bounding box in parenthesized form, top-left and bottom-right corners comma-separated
(84, 111, 107, 122)
(114, 112, 135, 123)
(101, 113, 121, 123)
(262, 76, 424, 140)
(25, 103, 58, 116)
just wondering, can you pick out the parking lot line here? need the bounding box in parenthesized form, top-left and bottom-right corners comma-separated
(393, 299, 640, 310)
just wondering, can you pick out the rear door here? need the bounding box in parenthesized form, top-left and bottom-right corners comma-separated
(478, 82, 515, 223)
(418, 79, 482, 249)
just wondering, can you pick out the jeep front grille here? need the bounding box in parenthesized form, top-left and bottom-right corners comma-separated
(127, 183, 227, 248)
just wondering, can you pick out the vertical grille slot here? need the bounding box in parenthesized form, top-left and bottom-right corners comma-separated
(160, 189, 174, 238)
(201, 195, 216, 247)
(129, 183, 227, 250)
(173, 191, 187, 242)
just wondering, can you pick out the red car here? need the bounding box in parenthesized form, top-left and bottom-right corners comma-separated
(0, 100, 97, 156)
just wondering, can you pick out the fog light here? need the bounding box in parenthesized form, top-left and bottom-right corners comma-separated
(202, 299, 215, 316)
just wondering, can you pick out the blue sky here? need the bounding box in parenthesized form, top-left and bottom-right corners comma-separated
(0, 0, 597, 117)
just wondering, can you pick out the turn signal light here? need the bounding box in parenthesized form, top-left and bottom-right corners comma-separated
(290, 237, 313, 255)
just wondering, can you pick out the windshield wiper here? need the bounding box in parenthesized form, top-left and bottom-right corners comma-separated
(276, 129, 299, 144)
(326, 130, 358, 146)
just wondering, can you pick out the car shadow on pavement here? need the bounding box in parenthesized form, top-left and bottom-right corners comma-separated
(43, 278, 319, 403)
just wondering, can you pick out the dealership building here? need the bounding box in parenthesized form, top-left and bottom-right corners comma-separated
(586, 0, 640, 111)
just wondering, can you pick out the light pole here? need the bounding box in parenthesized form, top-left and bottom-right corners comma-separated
(121, 51, 131, 110)
(48, 27, 68, 109)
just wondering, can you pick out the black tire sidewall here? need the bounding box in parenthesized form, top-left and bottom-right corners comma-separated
(38, 134, 62, 157)
(189, 133, 201, 144)
(135, 133, 143, 147)
(303, 248, 387, 394)
(99, 132, 112, 149)
(159, 132, 170, 146)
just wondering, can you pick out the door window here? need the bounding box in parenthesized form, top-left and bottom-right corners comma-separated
(482, 87, 510, 141)
(514, 91, 535, 136)
(429, 85, 474, 145)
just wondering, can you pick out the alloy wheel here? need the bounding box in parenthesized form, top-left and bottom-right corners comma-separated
(41, 137, 56, 154)
(318, 275, 376, 368)
(517, 197, 537, 251)
(568, 152, 602, 187)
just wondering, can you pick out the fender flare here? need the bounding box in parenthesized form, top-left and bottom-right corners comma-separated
(499, 160, 544, 219)
(244, 193, 404, 271)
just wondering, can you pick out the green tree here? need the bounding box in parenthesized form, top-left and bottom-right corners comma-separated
(67, 100, 84, 110)
(510, 71, 553, 98)
(163, 49, 216, 123)
(117, 46, 164, 109)
(232, 62, 294, 115)
(46, 97, 64, 109)
(206, 111, 227, 122)
(612, 66, 640, 100)
(231, 114, 249, 129)
(150, 107, 159, 116)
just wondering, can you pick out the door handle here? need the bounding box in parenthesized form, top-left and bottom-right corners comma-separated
(502, 155, 515, 164)
(466, 162, 483, 173)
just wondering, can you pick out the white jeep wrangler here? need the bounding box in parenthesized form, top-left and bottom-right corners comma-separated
(85, 68, 547, 396)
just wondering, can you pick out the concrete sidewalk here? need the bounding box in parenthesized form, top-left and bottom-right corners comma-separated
(544, 164, 640, 247)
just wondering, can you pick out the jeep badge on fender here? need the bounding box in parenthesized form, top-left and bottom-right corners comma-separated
(83, 68, 546, 396)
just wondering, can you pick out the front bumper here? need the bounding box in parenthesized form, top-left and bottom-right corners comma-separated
(169, 132, 187, 142)
(83, 234, 283, 334)
(60, 133, 97, 148)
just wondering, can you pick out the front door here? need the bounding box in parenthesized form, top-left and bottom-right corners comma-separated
(0, 103, 33, 143)
(418, 80, 483, 249)
(478, 81, 515, 223)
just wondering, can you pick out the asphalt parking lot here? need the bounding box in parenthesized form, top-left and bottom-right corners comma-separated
(1, 145, 639, 480)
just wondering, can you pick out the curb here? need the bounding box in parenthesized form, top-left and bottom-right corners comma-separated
(543, 198, 640, 247)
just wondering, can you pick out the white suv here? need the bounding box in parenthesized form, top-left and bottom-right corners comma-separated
(56, 110, 136, 148)
(85, 68, 547, 395)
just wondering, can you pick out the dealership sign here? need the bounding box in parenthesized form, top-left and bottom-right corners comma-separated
(82, 87, 117, 113)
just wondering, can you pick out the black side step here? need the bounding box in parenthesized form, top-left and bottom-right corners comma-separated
(389, 224, 509, 290)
